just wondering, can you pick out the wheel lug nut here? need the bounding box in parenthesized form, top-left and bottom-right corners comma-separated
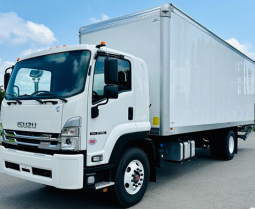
(138, 183, 141, 185)
(140, 179, 143, 181)
(141, 174, 143, 176)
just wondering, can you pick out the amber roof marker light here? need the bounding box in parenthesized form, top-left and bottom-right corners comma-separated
(96, 41, 106, 48)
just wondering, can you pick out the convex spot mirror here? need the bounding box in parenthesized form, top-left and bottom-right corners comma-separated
(29, 70, 44, 78)
(104, 85, 118, 99)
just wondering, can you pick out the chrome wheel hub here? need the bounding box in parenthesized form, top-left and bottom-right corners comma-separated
(229, 136, 234, 154)
(124, 160, 144, 195)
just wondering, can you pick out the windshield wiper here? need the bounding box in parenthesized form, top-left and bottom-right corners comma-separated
(19, 94, 43, 104)
(5, 94, 22, 104)
(33, 91, 67, 103)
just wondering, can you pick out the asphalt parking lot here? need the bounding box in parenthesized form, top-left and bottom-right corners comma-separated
(0, 133, 255, 209)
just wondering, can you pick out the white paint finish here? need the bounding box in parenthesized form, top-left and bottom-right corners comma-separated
(1, 100, 64, 133)
(80, 4, 254, 136)
(136, 122, 151, 132)
(133, 59, 150, 123)
(81, 15, 161, 129)
(57, 157, 83, 189)
(86, 54, 135, 153)
(169, 12, 255, 131)
(86, 123, 137, 166)
(0, 146, 83, 189)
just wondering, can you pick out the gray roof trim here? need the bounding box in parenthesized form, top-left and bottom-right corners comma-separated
(79, 6, 160, 35)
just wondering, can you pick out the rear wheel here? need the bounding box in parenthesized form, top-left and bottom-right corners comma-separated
(209, 129, 236, 160)
(115, 147, 150, 207)
(222, 130, 236, 160)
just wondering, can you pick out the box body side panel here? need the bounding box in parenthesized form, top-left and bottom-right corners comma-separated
(169, 12, 255, 134)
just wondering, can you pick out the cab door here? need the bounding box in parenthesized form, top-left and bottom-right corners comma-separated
(86, 54, 134, 165)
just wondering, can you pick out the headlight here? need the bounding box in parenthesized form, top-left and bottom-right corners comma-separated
(61, 127, 79, 136)
(61, 117, 81, 151)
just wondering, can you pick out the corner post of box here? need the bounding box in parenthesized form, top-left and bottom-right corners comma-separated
(160, 4, 173, 135)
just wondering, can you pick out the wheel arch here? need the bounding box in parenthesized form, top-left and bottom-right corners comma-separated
(109, 132, 157, 182)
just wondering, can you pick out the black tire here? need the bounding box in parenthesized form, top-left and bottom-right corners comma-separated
(115, 147, 150, 208)
(209, 129, 236, 160)
(221, 130, 236, 160)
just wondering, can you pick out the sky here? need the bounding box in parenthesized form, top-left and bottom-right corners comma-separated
(0, 0, 254, 86)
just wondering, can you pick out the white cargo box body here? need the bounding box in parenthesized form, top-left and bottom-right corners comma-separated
(80, 4, 255, 136)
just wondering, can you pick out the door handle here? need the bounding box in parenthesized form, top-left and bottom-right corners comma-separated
(128, 107, 133, 120)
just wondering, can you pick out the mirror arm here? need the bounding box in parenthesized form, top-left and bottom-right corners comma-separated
(91, 98, 109, 119)
(93, 98, 109, 110)
(5, 65, 14, 73)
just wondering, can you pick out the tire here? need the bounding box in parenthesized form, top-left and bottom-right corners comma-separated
(209, 130, 236, 160)
(221, 130, 236, 160)
(115, 147, 150, 208)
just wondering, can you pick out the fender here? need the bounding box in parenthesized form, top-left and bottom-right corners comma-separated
(109, 132, 157, 182)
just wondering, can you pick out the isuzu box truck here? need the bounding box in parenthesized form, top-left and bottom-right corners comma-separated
(1, 3, 254, 207)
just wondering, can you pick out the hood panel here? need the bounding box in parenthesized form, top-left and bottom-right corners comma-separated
(1, 100, 63, 133)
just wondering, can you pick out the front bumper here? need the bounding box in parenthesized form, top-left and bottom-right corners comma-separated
(0, 145, 84, 189)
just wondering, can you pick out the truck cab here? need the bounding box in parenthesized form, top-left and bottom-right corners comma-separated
(0, 44, 152, 207)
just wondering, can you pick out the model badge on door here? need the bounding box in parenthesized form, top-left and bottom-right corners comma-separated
(88, 138, 97, 145)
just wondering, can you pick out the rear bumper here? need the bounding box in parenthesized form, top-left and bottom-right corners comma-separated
(0, 145, 84, 189)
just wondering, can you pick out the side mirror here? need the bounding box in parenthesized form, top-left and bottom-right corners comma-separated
(104, 58, 118, 85)
(104, 85, 118, 99)
(91, 58, 119, 119)
(4, 73, 11, 90)
(4, 65, 14, 90)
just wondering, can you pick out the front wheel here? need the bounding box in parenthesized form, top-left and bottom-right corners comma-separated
(115, 147, 150, 208)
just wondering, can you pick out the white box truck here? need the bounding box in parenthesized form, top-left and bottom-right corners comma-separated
(0, 3, 254, 207)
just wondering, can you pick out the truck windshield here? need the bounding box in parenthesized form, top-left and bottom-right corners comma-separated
(6, 50, 91, 99)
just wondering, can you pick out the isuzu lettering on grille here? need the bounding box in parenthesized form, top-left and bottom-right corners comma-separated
(17, 122, 36, 128)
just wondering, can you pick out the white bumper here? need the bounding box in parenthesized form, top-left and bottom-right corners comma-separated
(0, 146, 84, 189)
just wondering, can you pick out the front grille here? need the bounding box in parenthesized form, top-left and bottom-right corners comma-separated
(3, 129, 61, 150)
(5, 130, 60, 138)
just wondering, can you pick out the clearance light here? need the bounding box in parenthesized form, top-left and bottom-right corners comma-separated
(17, 58, 20, 61)
(101, 41, 105, 45)
(63, 45, 66, 47)
(56, 46, 59, 48)
(49, 47, 52, 49)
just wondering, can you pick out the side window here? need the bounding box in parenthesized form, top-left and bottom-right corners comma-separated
(92, 56, 131, 103)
